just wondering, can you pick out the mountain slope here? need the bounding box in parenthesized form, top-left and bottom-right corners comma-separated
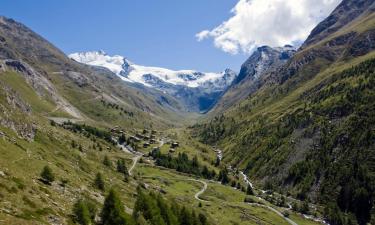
(70, 51, 237, 112)
(0, 16, 195, 129)
(193, 1, 375, 224)
(210, 45, 296, 115)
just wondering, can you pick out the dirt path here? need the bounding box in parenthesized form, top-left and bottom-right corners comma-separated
(189, 179, 208, 202)
(247, 203, 297, 225)
(128, 155, 141, 176)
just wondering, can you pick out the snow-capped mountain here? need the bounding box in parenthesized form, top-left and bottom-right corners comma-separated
(69, 51, 236, 90)
(69, 51, 237, 112)
(233, 45, 296, 85)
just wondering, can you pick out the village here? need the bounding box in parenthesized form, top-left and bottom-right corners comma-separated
(109, 126, 180, 156)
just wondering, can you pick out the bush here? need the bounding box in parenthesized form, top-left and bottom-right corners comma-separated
(40, 166, 55, 184)
(282, 211, 290, 218)
(244, 197, 255, 203)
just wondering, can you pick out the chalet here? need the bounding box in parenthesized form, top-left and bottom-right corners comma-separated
(129, 136, 141, 142)
(143, 142, 150, 148)
(135, 133, 144, 139)
(169, 148, 176, 153)
(171, 142, 179, 148)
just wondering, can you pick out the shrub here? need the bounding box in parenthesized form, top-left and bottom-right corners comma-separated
(40, 166, 55, 184)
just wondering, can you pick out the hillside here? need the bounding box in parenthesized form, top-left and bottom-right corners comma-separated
(0, 15, 325, 225)
(69, 51, 237, 113)
(210, 45, 296, 115)
(193, 0, 375, 224)
(0, 16, 199, 130)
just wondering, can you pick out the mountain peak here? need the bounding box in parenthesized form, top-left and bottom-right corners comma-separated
(233, 45, 296, 85)
(69, 51, 236, 90)
(69, 51, 237, 112)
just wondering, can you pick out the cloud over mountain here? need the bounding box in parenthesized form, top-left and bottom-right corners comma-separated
(196, 0, 341, 54)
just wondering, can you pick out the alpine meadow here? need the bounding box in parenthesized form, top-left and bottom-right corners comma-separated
(0, 0, 375, 225)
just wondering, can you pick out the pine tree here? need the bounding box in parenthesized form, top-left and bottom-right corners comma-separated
(73, 199, 91, 225)
(198, 213, 208, 225)
(41, 165, 55, 184)
(192, 155, 199, 168)
(71, 140, 77, 148)
(117, 159, 129, 175)
(101, 189, 129, 225)
(94, 173, 105, 191)
(246, 184, 254, 195)
(103, 155, 112, 168)
(218, 169, 229, 184)
(215, 157, 220, 167)
(179, 207, 192, 225)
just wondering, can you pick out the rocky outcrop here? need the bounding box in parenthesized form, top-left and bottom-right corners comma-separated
(302, 0, 375, 48)
(1, 59, 83, 119)
(210, 46, 295, 114)
(0, 83, 36, 141)
(233, 45, 296, 86)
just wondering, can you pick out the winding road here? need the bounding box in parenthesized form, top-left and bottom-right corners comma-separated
(248, 203, 298, 225)
(189, 179, 208, 202)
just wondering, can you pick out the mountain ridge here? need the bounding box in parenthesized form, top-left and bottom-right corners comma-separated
(70, 51, 237, 112)
(193, 0, 375, 223)
(209, 45, 296, 115)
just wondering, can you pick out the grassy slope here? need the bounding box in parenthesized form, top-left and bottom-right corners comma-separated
(193, 6, 375, 214)
(0, 69, 322, 225)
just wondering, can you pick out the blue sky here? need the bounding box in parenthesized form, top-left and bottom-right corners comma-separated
(1, 0, 247, 72)
(1, 0, 340, 72)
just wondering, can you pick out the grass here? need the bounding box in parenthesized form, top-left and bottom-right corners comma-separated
(135, 164, 320, 225)
(0, 69, 329, 225)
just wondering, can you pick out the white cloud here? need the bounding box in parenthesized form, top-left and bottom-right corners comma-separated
(196, 0, 341, 54)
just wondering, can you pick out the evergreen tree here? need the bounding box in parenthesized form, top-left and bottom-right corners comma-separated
(101, 189, 129, 225)
(41, 165, 55, 184)
(192, 156, 199, 168)
(73, 199, 91, 225)
(117, 159, 129, 176)
(324, 203, 345, 225)
(103, 155, 112, 168)
(246, 184, 254, 195)
(300, 200, 309, 214)
(72, 140, 77, 148)
(353, 187, 372, 225)
(215, 157, 220, 167)
(198, 213, 208, 225)
(94, 173, 105, 191)
(179, 207, 192, 225)
(218, 169, 229, 184)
